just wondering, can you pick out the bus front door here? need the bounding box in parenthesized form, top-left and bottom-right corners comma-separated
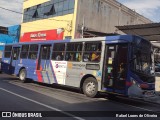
(10, 47, 20, 74)
(103, 44, 128, 95)
(37, 45, 51, 71)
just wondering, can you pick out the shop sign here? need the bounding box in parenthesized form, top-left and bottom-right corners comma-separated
(20, 29, 64, 42)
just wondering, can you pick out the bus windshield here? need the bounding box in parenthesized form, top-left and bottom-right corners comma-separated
(131, 38, 155, 83)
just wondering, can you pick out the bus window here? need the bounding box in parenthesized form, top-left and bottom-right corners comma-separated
(20, 45, 29, 59)
(41, 46, 51, 60)
(4, 45, 12, 58)
(13, 48, 20, 60)
(65, 43, 82, 61)
(83, 42, 101, 62)
(116, 45, 128, 81)
(52, 43, 65, 61)
(28, 44, 38, 59)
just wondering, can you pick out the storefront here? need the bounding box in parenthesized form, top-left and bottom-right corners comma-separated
(20, 29, 64, 42)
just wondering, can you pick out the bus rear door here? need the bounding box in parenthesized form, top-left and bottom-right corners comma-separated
(10, 47, 20, 74)
(103, 44, 128, 95)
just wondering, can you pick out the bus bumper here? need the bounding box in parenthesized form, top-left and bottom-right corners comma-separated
(128, 84, 155, 98)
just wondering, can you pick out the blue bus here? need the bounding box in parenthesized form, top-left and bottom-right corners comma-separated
(1, 35, 155, 98)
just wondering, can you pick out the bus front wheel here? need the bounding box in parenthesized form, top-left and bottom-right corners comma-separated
(19, 69, 27, 82)
(82, 77, 98, 98)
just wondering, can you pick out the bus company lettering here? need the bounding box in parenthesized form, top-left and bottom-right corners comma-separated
(55, 64, 66, 68)
(30, 32, 46, 38)
(55, 62, 66, 64)
(72, 64, 86, 68)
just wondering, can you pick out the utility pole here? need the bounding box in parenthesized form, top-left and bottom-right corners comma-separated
(81, 16, 85, 38)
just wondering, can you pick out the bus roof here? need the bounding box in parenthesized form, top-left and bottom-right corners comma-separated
(5, 35, 147, 45)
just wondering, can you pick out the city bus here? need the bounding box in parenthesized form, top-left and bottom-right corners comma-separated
(1, 35, 155, 98)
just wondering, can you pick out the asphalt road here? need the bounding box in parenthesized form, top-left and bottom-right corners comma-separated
(0, 73, 160, 120)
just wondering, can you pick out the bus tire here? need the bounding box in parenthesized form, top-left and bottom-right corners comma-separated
(19, 69, 27, 82)
(82, 77, 98, 98)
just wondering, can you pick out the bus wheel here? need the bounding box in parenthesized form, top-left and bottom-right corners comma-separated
(19, 69, 27, 82)
(83, 77, 98, 98)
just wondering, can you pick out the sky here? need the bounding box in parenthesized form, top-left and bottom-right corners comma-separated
(117, 0, 160, 22)
(0, 0, 23, 27)
(0, 0, 159, 27)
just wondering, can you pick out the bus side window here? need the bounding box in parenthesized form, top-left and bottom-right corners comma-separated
(52, 43, 65, 61)
(13, 50, 18, 60)
(83, 42, 102, 62)
(20, 45, 29, 59)
(28, 44, 38, 60)
(65, 43, 82, 62)
(4, 45, 12, 58)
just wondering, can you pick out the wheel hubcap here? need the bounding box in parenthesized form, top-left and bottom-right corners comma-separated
(20, 72, 25, 80)
(86, 82, 96, 94)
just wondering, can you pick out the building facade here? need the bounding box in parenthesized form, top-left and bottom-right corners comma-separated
(0, 25, 20, 57)
(21, 0, 152, 40)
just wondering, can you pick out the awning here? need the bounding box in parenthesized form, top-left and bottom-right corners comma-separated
(116, 23, 160, 42)
(83, 30, 118, 38)
(77, 25, 119, 38)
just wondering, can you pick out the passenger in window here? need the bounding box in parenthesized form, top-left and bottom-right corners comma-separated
(65, 53, 70, 61)
(76, 53, 81, 61)
(31, 54, 36, 59)
(56, 54, 61, 60)
(13, 53, 17, 59)
(56, 52, 64, 60)
(83, 54, 90, 62)
(91, 49, 100, 62)
(69, 53, 74, 61)
(118, 63, 125, 80)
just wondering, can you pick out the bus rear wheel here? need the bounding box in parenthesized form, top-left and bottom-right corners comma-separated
(83, 77, 98, 98)
(19, 69, 27, 82)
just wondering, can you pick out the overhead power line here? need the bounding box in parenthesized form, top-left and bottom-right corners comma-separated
(0, 6, 22, 14)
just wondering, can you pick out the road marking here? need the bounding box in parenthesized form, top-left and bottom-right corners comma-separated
(8, 80, 106, 103)
(0, 87, 85, 120)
